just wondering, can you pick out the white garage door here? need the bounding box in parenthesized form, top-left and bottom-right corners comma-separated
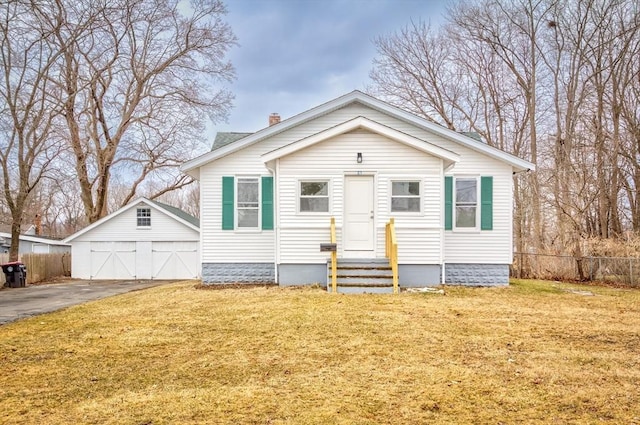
(152, 241, 198, 279)
(90, 242, 136, 279)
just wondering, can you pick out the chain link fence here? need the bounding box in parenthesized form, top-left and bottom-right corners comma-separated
(511, 252, 640, 287)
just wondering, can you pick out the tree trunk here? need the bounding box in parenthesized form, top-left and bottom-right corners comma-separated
(9, 218, 22, 262)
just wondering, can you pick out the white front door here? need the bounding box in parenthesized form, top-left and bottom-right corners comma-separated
(344, 175, 375, 253)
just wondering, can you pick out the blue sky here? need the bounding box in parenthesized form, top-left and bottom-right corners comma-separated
(216, 0, 450, 134)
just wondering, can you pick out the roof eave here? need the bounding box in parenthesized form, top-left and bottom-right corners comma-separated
(0, 232, 70, 246)
(353, 94, 536, 172)
(64, 198, 199, 243)
(261, 116, 461, 166)
(181, 91, 367, 173)
(181, 90, 535, 173)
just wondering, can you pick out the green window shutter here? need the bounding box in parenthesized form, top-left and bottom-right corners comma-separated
(261, 176, 274, 230)
(481, 176, 493, 230)
(444, 176, 453, 230)
(222, 176, 234, 230)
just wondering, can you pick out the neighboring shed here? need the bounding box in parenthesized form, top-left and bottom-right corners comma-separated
(63, 198, 200, 280)
(0, 232, 71, 254)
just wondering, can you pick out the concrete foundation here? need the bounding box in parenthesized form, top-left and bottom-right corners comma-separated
(201, 263, 275, 284)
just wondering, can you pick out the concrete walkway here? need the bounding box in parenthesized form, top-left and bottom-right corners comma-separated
(0, 280, 175, 325)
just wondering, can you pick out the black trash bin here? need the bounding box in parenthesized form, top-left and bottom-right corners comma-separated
(2, 261, 27, 288)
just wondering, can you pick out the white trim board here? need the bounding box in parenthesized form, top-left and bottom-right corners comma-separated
(261, 116, 460, 169)
(64, 198, 199, 243)
(181, 90, 535, 178)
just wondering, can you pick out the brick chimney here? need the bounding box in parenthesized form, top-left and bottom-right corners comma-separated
(269, 113, 281, 126)
(35, 214, 42, 236)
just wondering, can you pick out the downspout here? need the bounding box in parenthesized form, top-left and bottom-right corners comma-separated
(265, 159, 279, 283)
(199, 177, 204, 280)
(442, 161, 456, 285)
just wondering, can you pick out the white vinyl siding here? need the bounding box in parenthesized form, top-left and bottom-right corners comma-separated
(277, 130, 442, 264)
(199, 160, 273, 264)
(70, 241, 91, 278)
(444, 161, 512, 263)
(71, 204, 199, 243)
(198, 101, 515, 266)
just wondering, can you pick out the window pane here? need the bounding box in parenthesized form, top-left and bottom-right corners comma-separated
(301, 182, 328, 196)
(456, 179, 477, 203)
(456, 206, 476, 227)
(137, 208, 151, 227)
(300, 197, 329, 212)
(238, 209, 259, 227)
(392, 181, 419, 196)
(391, 197, 420, 212)
(238, 179, 259, 203)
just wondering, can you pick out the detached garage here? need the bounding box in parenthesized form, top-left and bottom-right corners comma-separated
(64, 198, 200, 280)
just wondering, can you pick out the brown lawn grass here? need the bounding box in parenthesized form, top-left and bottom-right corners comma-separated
(1, 279, 639, 424)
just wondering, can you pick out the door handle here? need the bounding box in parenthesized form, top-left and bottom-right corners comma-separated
(370, 211, 374, 219)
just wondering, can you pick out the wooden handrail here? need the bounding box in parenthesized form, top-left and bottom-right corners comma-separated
(330, 217, 337, 293)
(385, 218, 399, 294)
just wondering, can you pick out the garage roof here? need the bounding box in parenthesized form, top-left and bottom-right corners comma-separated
(63, 198, 199, 243)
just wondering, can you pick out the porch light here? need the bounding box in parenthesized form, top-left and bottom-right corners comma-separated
(357, 152, 363, 163)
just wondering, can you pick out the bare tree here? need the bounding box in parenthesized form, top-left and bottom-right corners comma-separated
(0, 1, 64, 260)
(449, 0, 554, 256)
(156, 182, 200, 218)
(370, 0, 551, 255)
(618, 20, 640, 230)
(370, 0, 640, 261)
(370, 21, 462, 129)
(43, 0, 235, 223)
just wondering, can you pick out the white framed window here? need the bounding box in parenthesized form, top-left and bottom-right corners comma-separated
(391, 180, 421, 212)
(237, 177, 260, 228)
(454, 177, 478, 229)
(299, 180, 329, 213)
(137, 207, 151, 227)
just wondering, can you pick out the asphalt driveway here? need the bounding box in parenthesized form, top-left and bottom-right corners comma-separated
(0, 280, 177, 325)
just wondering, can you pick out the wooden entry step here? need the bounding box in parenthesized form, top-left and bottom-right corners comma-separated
(327, 259, 394, 294)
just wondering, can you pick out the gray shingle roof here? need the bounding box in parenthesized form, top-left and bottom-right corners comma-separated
(212, 132, 253, 151)
(149, 200, 199, 228)
(460, 132, 484, 143)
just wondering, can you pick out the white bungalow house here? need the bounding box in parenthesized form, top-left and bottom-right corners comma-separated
(181, 91, 534, 289)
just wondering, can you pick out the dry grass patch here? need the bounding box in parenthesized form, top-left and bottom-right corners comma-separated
(1, 280, 639, 424)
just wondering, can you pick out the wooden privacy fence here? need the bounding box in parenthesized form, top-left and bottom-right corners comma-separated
(0, 253, 71, 284)
(511, 252, 640, 287)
